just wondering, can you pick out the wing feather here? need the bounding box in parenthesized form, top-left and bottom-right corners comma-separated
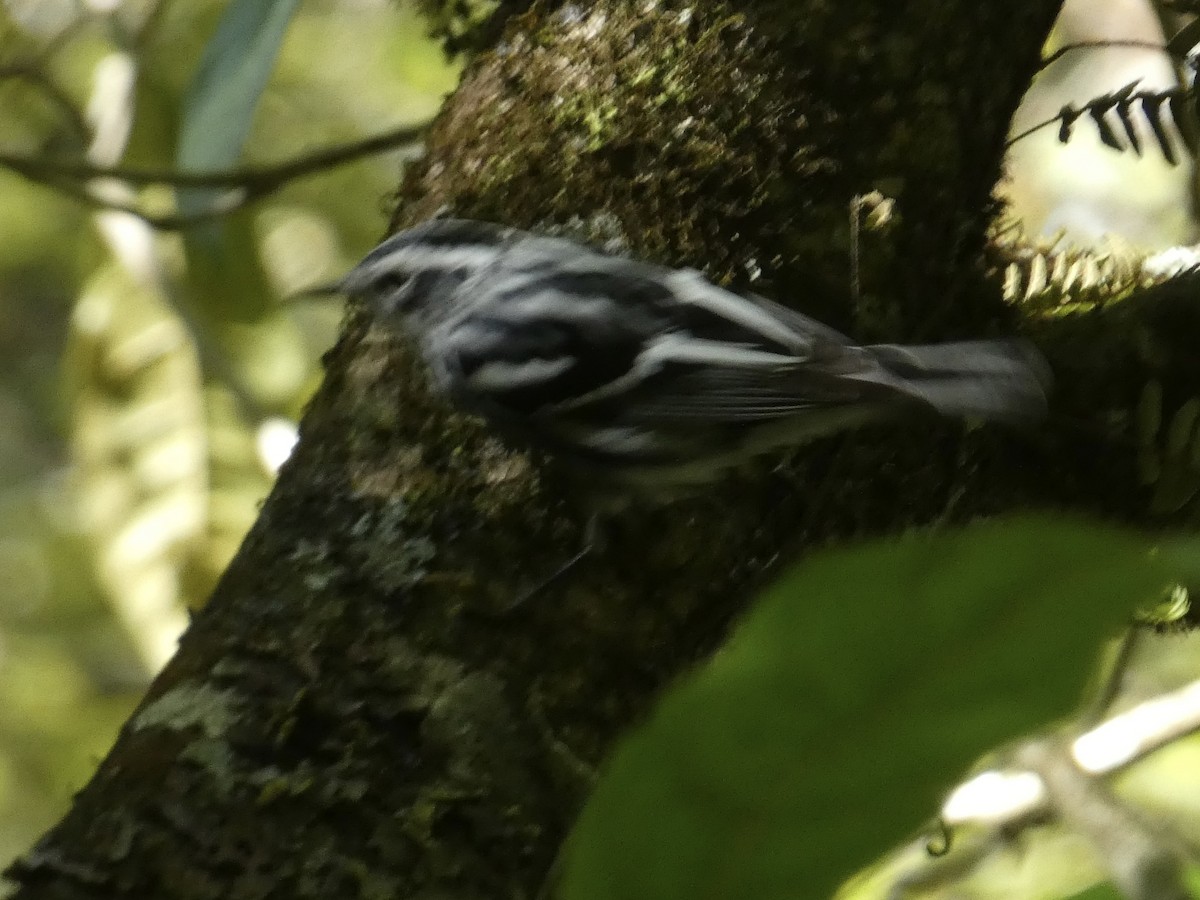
(617, 360, 896, 422)
(435, 234, 898, 425)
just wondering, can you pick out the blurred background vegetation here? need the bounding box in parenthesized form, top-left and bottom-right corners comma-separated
(0, 0, 1197, 895)
(0, 0, 456, 868)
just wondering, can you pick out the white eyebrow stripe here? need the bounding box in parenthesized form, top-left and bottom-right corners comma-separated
(667, 270, 810, 349)
(643, 333, 799, 368)
(466, 356, 575, 392)
(370, 245, 503, 276)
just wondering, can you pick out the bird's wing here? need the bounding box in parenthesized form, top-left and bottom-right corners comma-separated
(663, 269, 855, 351)
(433, 241, 889, 423)
(614, 359, 890, 422)
(606, 268, 890, 422)
(431, 260, 668, 418)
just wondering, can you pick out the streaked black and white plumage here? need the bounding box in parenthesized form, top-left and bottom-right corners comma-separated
(339, 218, 1050, 495)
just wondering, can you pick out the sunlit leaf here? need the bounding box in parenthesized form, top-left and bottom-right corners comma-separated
(66, 265, 205, 672)
(65, 265, 275, 671)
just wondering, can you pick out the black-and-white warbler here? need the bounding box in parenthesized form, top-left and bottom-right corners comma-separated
(338, 218, 1050, 498)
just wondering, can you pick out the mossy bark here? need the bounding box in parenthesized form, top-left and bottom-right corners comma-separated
(18, 1, 1200, 898)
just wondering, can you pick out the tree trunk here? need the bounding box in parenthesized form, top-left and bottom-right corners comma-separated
(20, 1, 1192, 897)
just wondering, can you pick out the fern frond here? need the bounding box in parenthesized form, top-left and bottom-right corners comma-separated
(1009, 73, 1200, 166)
(990, 228, 1148, 309)
(1052, 81, 1199, 165)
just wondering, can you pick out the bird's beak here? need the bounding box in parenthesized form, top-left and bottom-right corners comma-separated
(285, 278, 348, 304)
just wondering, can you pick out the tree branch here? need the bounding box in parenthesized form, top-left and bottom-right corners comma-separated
(0, 119, 431, 227)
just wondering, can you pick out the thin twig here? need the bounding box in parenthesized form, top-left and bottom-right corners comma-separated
(943, 675, 1200, 828)
(0, 119, 430, 190)
(0, 119, 431, 228)
(1004, 115, 1061, 149)
(18, 171, 246, 229)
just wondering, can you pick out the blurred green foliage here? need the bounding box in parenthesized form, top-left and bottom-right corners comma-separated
(0, 0, 455, 872)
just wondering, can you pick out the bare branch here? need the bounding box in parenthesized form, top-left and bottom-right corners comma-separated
(0, 119, 429, 189)
(0, 119, 432, 228)
(942, 675, 1200, 829)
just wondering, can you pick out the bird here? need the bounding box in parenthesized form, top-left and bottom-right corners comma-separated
(334, 217, 1051, 502)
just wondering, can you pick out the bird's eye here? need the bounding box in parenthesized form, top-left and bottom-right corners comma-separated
(375, 272, 410, 293)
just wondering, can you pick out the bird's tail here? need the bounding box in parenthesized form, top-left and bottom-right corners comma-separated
(865, 339, 1051, 424)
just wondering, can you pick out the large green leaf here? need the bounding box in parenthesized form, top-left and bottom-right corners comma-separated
(174, 0, 299, 261)
(561, 516, 1193, 900)
(176, 0, 301, 174)
(173, 0, 311, 408)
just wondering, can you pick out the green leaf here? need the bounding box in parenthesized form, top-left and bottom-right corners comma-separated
(176, 0, 301, 174)
(561, 516, 1187, 900)
(175, 0, 298, 257)
(1061, 884, 1127, 900)
(172, 0, 310, 404)
(1186, 863, 1200, 899)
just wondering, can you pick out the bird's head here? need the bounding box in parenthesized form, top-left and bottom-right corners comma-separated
(332, 218, 512, 324)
